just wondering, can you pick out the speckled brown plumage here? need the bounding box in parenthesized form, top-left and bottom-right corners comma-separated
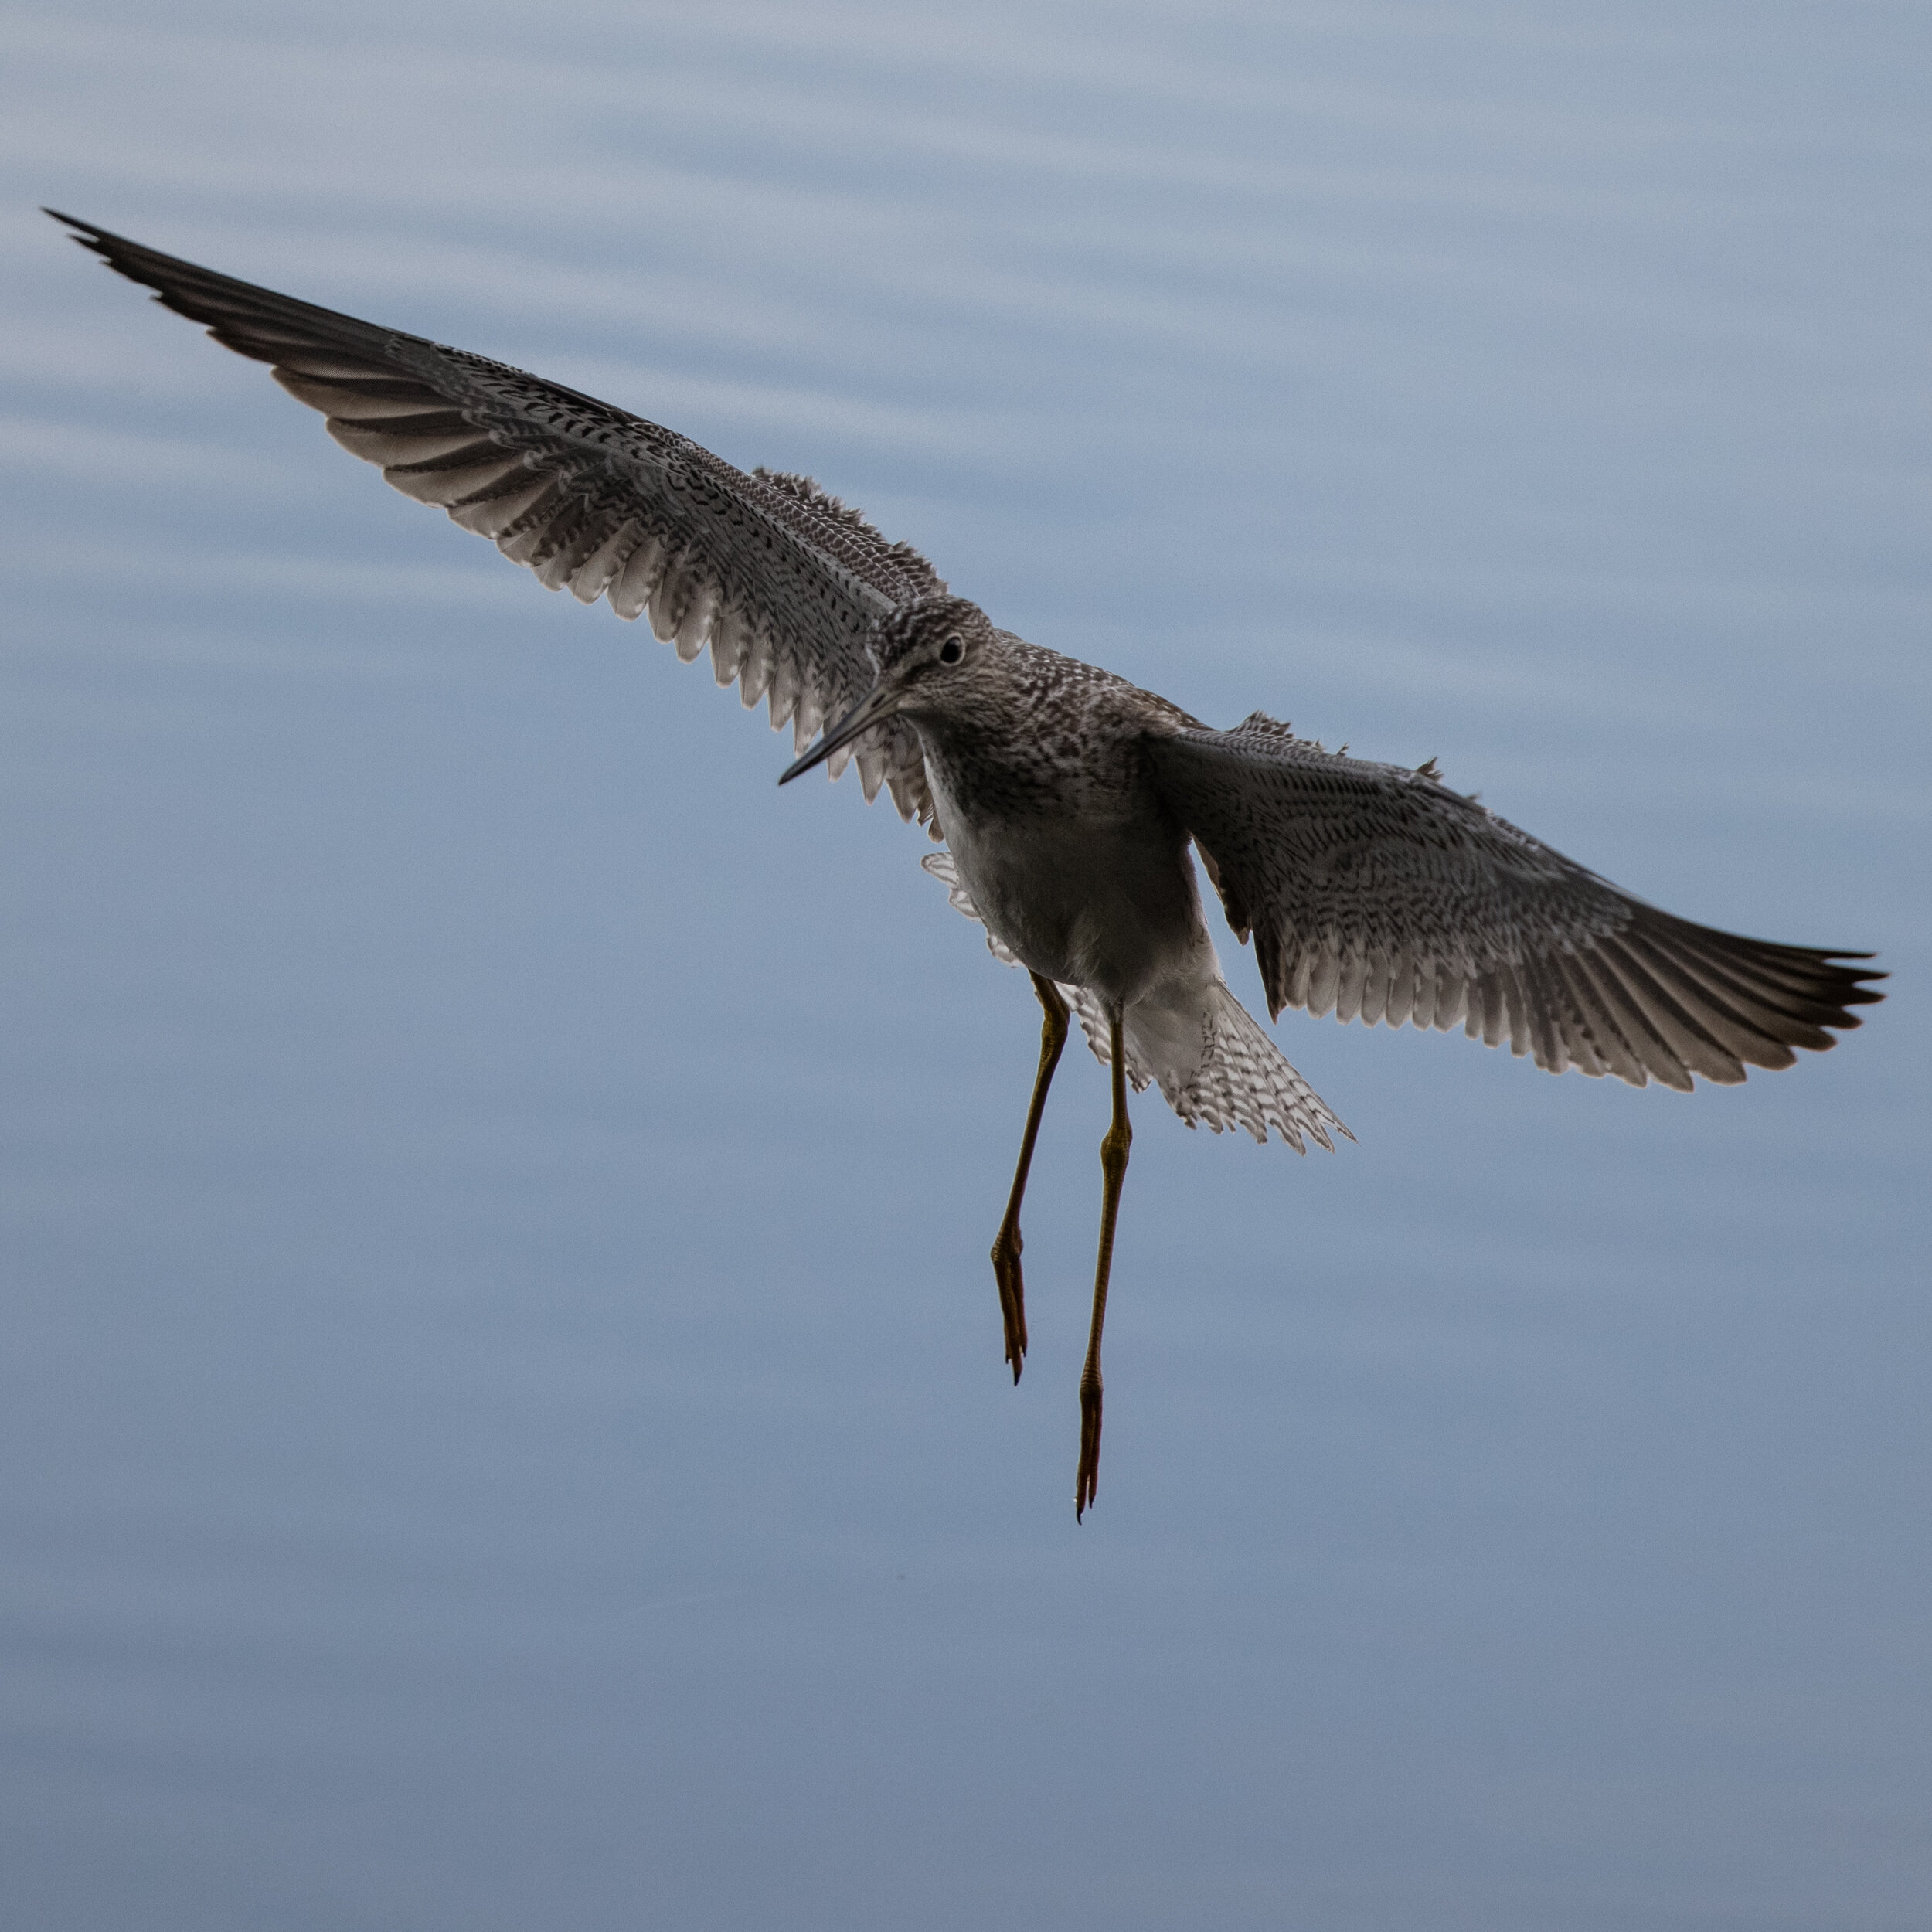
(60, 209, 1886, 1517)
(60, 207, 1878, 1100)
(51, 211, 939, 824)
(1149, 713, 1883, 1090)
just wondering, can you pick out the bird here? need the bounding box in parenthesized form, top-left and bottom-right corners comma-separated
(49, 210, 1885, 1519)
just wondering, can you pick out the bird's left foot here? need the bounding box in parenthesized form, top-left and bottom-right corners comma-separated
(1075, 1376, 1103, 1521)
(989, 1220, 1028, 1383)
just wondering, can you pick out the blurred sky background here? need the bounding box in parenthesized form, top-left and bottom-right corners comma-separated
(2, 3, 1929, 1927)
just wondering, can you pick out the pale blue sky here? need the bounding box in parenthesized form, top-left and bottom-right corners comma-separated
(2, 5, 1928, 1927)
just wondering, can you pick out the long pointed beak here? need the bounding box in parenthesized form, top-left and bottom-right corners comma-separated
(777, 679, 901, 785)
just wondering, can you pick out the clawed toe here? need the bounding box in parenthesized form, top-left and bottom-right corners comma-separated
(990, 1224, 1027, 1381)
(1075, 1378, 1103, 1520)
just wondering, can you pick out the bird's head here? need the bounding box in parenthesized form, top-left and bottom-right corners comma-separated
(778, 594, 1001, 784)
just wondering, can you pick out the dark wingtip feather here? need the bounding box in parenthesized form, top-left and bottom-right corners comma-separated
(46, 209, 131, 260)
(43, 211, 410, 369)
(1634, 908, 1886, 1060)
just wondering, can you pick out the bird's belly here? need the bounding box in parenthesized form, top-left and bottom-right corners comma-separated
(940, 807, 1208, 1009)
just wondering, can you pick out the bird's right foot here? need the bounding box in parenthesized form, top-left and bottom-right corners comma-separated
(989, 1221, 1028, 1383)
(1075, 1375, 1103, 1521)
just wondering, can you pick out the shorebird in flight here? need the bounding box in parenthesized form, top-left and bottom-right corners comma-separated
(51, 211, 1884, 1516)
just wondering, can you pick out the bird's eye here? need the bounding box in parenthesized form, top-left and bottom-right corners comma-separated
(939, 635, 964, 665)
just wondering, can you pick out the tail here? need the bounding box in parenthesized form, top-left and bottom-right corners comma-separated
(923, 851, 1349, 1152)
(1168, 983, 1350, 1150)
(1098, 981, 1349, 1152)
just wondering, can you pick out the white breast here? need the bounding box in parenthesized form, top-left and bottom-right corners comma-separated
(929, 760, 1214, 1010)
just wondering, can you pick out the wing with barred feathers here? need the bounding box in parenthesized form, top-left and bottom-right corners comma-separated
(1150, 712, 1884, 1091)
(51, 211, 938, 823)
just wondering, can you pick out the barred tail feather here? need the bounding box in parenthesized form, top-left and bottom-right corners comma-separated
(1124, 982, 1348, 1151)
(1067, 978, 1345, 1150)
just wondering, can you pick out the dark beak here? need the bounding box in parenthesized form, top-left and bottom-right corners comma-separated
(777, 680, 901, 785)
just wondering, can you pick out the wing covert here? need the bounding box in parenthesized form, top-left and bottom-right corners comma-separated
(1151, 713, 1883, 1090)
(51, 211, 940, 822)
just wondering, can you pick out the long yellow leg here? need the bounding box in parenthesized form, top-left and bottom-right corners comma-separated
(989, 972, 1070, 1383)
(1076, 1005, 1132, 1521)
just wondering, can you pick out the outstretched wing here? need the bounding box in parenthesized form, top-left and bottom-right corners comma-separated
(51, 211, 940, 822)
(1151, 713, 1883, 1091)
